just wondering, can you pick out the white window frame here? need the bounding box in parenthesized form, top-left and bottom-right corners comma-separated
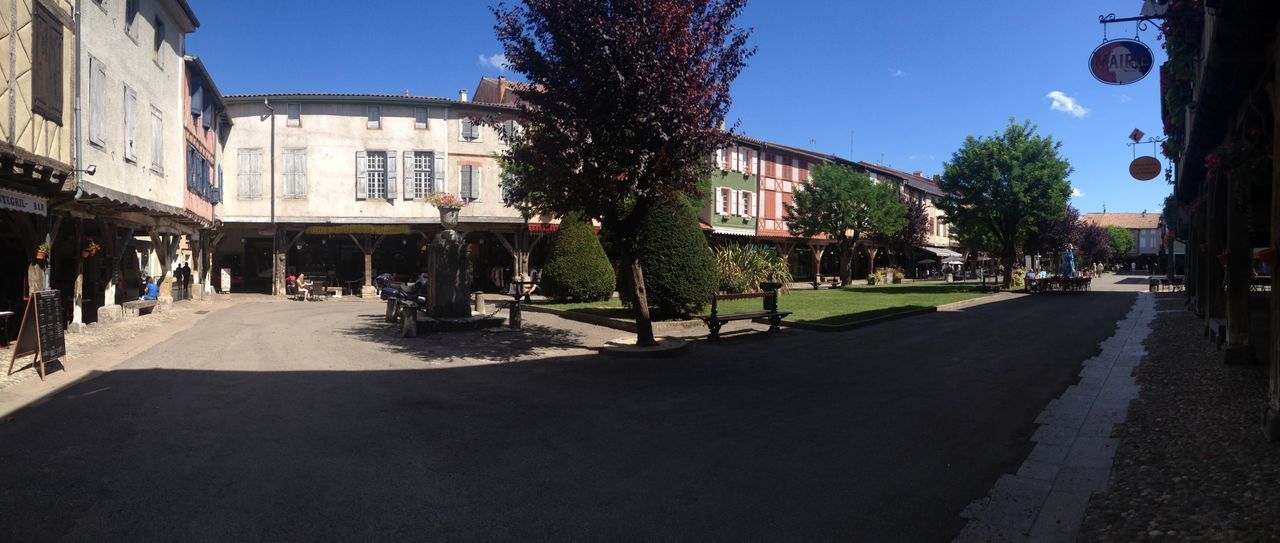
(413, 151, 434, 198)
(367, 105, 381, 129)
(152, 15, 165, 69)
(287, 103, 301, 127)
(718, 187, 732, 215)
(366, 151, 387, 198)
(459, 163, 482, 201)
(414, 107, 428, 129)
(460, 118, 481, 142)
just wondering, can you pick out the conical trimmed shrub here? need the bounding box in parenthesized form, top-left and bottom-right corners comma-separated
(541, 212, 615, 302)
(619, 200, 718, 319)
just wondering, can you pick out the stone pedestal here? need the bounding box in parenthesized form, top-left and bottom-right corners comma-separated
(429, 229, 472, 318)
(97, 304, 123, 323)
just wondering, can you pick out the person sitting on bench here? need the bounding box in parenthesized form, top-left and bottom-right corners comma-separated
(299, 275, 313, 301)
(142, 277, 158, 301)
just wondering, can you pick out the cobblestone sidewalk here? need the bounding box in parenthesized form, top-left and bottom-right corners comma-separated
(955, 292, 1153, 542)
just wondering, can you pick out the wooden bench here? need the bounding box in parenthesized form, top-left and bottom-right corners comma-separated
(700, 285, 791, 340)
(123, 300, 158, 318)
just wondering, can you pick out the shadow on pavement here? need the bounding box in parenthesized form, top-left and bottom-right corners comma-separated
(0, 290, 1140, 541)
(336, 309, 589, 362)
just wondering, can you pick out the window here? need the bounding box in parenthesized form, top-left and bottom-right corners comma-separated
(740, 191, 754, 218)
(122, 85, 137, 162)
(366, 106, 380, 129)
(367, 151, 387, 198)
(124, 0, 139, 41)
(284, 149, 307, 198)
(717, 187, 732, 215)
(414, 107, 428, 129)
(237, 149, 262, 199)
(88, 57, 106, 146)
(460, 118, 480, 141)
(287, 103, 301, 127)
(31, 2, 63, 123)
(409, 151, 434, 198)
(150, 107, 164, 172)
(153, 16, 165, 68)
(187, 145, 212, 201)
(459, 164, 481, 200)
(500, 120, 517, 143)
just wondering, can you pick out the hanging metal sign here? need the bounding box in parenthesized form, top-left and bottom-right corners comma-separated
(1089, 39, 1154, 85)
(1129, 156, 1162, 180)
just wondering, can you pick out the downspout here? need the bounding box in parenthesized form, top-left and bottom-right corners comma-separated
(265, 98, 276, 295)
(73, 0, 83, 199)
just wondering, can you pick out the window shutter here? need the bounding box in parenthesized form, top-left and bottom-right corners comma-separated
(460, 165, 472, 198)
(471, 166, 482, 199)
(297, 150, 307, 197)
(191, 85, 203, 116)
(433, 154, 445, 193)
(355, 151, 368, 199)
(749, 192, 757, 218)
(89, 58, 106, 145)
(386, 151, 398, 199)
(715, 187, 725, 215)
(151, 110, 163, 171)
(123, 86, 137, 160)
(715, 148, 724, 170)
(403, 151, 415, 200)
(775, 193, 783, 220)
(731, 190, 740, 216)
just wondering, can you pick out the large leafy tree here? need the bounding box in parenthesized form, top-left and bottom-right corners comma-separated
(937, 120, 1073, 287)
(1105, 225, 1135, 258)
(493, 0, 754, 346)
(786, 163, 906, 284)
(888, 196, 930, 275)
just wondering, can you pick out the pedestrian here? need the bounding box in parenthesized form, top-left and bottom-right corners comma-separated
(142, 277, 158, 301)
(181, 262, 192, 291)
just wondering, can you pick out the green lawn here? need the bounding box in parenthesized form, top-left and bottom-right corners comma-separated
(535, 283, 991, 327)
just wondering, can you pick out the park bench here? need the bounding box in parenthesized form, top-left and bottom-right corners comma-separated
(122, 300, 158, 318)
(700, 283, 791, 340)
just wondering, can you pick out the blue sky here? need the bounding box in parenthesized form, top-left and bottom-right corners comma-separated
(187, 0, 1170, 215)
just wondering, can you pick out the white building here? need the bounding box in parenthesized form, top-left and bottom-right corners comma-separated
(215, 90, 540, 295)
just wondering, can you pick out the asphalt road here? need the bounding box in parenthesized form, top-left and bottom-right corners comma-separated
(0, 290, 1135, 542)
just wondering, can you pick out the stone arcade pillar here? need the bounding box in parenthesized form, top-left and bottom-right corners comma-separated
(1206, 174, 1227, 321)
(1265, 38, 1280, 441)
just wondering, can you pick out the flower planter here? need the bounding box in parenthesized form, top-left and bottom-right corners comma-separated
(81, 250, 90, 258)
(440, 207, 461, 229)
(35, 250, 46, 261)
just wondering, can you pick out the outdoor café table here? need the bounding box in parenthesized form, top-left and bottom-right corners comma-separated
(344, 280, 362, 296)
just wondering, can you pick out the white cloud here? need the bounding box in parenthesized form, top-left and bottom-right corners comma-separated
(478, 53, 509, 71)
(1046, 91, 1089, 118)
(1071, 187, 1085, 198)
(1117, 93, 1132, 103)
(890, 68, 906, 78)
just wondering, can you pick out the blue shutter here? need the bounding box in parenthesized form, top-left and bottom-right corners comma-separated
(191, 85, 203, 116)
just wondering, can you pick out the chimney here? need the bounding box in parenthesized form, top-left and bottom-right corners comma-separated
(1142, 209, 1147, 217)
(404, 88, 411, 97)
(459, 89, 469, 102)
(497, 76, 506, 103)
(912, 170, 923, 177)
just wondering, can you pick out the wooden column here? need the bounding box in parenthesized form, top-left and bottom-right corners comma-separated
(1265, 36, 1280, 440)
(1224, 159, 1253, 363)
(72, 218, 85, 326)
(1206, 175, 1227, 320)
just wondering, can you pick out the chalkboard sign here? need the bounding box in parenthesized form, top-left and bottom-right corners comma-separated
(7, 289, 66, 380)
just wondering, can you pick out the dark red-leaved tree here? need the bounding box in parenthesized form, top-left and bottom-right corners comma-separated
(1024, 204, 1082, 271)
(493, 0, 754, 345)
(890, 196, 930, 274)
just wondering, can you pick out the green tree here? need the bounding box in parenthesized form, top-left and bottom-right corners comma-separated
(493, 0, 753, 346)
(1105, 225, 1135, 259)
(785, 163, 906, 284)
(937, 119, 1073, 287)
(541, 213, 615, 302)
(618, 200, 718, 320)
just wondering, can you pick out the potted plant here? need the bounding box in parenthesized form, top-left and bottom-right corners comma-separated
(83, 239, 101, 258)
(423, 193, 471, 229)
(35, 242, 49, 261)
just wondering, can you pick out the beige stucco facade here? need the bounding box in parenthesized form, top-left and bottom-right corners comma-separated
(219, 95, 522, 227)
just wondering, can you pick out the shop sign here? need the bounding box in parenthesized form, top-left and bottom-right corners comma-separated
(1089, 39, 1154, 85)
(0, 187, 48, 216)
(1129, 156, 1162, 181)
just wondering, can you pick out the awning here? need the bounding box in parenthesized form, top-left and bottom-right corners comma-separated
(921, 246, 962, 259)
(0, 187, 48, 216)
(80, 180, 212, 229)
(711, 226, 755, 237)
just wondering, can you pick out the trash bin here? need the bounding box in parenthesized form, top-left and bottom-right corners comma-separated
(945, 272, 954, 283)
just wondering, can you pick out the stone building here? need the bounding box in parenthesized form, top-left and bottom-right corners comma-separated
(214, 90, 537, 296)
